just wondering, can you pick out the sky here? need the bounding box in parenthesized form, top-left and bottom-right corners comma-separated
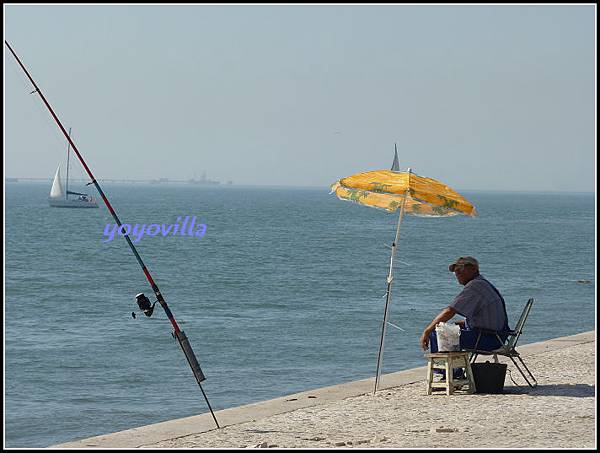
(3, 4, 596, 191)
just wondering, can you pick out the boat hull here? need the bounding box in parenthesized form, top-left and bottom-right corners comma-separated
(48, 197, 99, 208)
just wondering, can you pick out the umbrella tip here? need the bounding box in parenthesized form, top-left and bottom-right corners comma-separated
(391, 146, 400, 172)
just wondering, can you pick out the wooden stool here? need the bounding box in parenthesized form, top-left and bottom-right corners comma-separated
(425, 351, 476, 395)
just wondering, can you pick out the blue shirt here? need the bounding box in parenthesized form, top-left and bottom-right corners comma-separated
(449, 275, 508, 331)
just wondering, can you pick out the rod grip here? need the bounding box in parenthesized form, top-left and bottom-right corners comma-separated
(175, 330, 206, 383)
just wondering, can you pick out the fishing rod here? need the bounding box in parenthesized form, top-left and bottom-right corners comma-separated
(5, 40, 220, 429)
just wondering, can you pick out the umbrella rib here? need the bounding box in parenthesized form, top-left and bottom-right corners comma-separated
(386, 321, 405, 332)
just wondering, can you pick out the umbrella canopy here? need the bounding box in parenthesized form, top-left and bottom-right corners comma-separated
(331, 169, 477, 217)
(331, 158, 477, 393)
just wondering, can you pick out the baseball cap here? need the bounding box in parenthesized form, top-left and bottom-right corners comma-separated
(448, 256, 479, 272)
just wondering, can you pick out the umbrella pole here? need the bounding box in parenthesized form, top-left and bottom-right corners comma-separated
(374, 191, 409, 394)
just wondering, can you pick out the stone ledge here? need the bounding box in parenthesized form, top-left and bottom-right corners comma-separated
(51, 330, 595, 448)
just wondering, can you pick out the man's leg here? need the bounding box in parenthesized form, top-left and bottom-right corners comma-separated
(428, 330, 439, 353)
(427, 331, 446, 380)
(460, 329, 503, 351)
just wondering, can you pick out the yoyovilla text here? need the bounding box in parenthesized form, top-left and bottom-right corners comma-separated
(103, 216, 207, 243)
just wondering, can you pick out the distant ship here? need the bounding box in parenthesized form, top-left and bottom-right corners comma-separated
(187, 172, 220, 186)
(48, 128, 98, 208)
(150, 177, 171, 184)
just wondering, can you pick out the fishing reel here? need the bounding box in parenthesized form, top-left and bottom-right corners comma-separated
(132, 293, 157, 318)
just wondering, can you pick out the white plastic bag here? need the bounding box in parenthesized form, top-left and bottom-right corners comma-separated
(435, 322, 461, 351)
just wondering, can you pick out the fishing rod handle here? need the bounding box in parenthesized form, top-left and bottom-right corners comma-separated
(175, 330, 206, 384)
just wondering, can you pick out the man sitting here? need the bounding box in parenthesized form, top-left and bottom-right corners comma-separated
(420, 256, 510, 354)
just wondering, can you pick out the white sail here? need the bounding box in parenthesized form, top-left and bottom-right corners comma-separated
(49, 165, 64, 199)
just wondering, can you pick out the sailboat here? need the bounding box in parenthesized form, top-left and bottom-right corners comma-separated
(48, 128, 99, 208)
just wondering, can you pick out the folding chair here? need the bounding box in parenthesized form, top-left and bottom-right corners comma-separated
(467, 298, 538, 388)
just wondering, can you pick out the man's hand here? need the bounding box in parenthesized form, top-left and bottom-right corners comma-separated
(420, 330, 430, 351)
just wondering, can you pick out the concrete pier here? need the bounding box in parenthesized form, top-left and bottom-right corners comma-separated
(52, 331, 595, 449)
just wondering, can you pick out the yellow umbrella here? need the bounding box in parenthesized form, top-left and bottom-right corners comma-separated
(330, 147, 477, 393)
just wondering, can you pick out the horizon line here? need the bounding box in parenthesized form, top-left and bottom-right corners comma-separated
(4, 177, 595, 195)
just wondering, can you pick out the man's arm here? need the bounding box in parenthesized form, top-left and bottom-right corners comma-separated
(420, 306, 458, 350)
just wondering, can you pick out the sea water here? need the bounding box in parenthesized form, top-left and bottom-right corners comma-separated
(4, 183, 596, 447)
